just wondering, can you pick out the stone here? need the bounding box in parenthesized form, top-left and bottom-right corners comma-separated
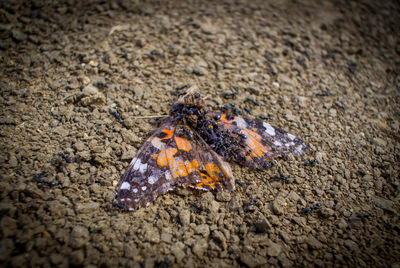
(306, 235, 323, 249)
(179, 209, 190, 226)
(268, 215, 280, 226)
(267, 242, 282, 257)
(287, 191, 301, 202)
(81, 85, 105, 106)
(0, 239, 14, 261)
(144, 226, 160, 243)
(8, 153, 18, 167)
(254, 218, 272, 233)
(50, 253, 64, 265)
(12, 29, 27, 42)
(277, 73, 294, 86)
(0, 216, 17, 237)
(320, 207, 335, 218)
(161, 230, 172, 243)
(240, 253, 267, 268)
(124, 242, 138, 258)
(75, 202, 99, 214)
(271, 82, 280, 90)
(338, 218, 348, 229)
(344, 239, 359, 251)
(194, 224, 210, 237)
(278, 254, 293, 268)
(80, 94, 105, 106)
(212, 230, 227, 251)
(373, 137, 387, 147)
(171, 242, 185, 262)
(193, 66, 207, 76)
(70, 249, 85, 266)
(373, 196, 394, 212)
(70, 226, 90, 248)
(197, 192, 219, 214)
(228, 196, 242, 211)
(272, 198, 285, 215)
(73, 141, 86, 152)
(216, 191, 231, 202)
(82, 84, 99, 95)
(200, 22, 217, 34)
(0, 202, 16, 218)
(192, 238, 208, 257)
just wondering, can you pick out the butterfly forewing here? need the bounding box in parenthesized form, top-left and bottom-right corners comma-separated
(116, 119, 235, 211)
(116, 119, 177, 210)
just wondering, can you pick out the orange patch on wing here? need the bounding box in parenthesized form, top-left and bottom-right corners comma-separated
(156, 145, 200, 178)
(205, 163, 221, 176)
(195, 173, 217, 189)
(170, 158, 200, 178)
(157, 147, 178, 167)
(219, 114, 231, 124)
(242, 129, 269, 158)
(160, 129, 173, 140)
(185, 160, 199, 173)
(174, 136, 192, 152)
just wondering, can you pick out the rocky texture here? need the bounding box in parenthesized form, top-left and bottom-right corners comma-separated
(0, 0, 399, 267)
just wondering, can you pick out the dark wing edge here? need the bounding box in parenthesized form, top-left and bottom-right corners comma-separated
(116, 119, 177, 211)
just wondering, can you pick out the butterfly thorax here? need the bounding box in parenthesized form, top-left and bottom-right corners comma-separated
(169, 96, 237, 161)
(169, 92, 207, 127)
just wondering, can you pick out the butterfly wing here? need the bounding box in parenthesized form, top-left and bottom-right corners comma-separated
(116, 119, 177, 210)
(206, 112, 308, 169)
(172, 124, 235, 191)
(116, 119, 235, 211)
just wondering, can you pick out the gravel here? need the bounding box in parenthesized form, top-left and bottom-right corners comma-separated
(0, 0, 399, 267)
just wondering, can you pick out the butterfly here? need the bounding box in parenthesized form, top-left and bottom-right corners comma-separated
(115, 92, 308, 211)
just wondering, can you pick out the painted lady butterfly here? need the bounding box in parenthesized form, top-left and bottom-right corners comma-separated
(116, 92, 308, 211)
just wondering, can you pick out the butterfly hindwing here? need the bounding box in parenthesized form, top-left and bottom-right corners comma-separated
(172, 124, 235, 191)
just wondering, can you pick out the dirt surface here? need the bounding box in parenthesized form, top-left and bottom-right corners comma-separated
(1, 0, 399, 267)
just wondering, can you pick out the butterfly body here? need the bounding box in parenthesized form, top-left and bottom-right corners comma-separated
(116, 93, 308, 211)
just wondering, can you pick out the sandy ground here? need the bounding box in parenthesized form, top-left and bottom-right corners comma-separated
(0, 0, 399, 267)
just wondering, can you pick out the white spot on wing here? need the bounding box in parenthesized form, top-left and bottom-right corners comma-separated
(273, 141, 282, 146)
(165, 171, 172, 181)
(287, 133, 296, 140)
(129, 157, 137, 166)
(129, 208, 135, 211)
(234, 117, 247, 128)
(132, 188, 138, 193)
(263, 122, 275, 136)
(142, 186, 147, 191)
(133, 158, 142, 171)
(139, 163, 147, 174)
(151, 138, 164, 150)
(296, 145, 303, 152)
(120, 182, 131, 190)
(148, 175, 157, 184)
